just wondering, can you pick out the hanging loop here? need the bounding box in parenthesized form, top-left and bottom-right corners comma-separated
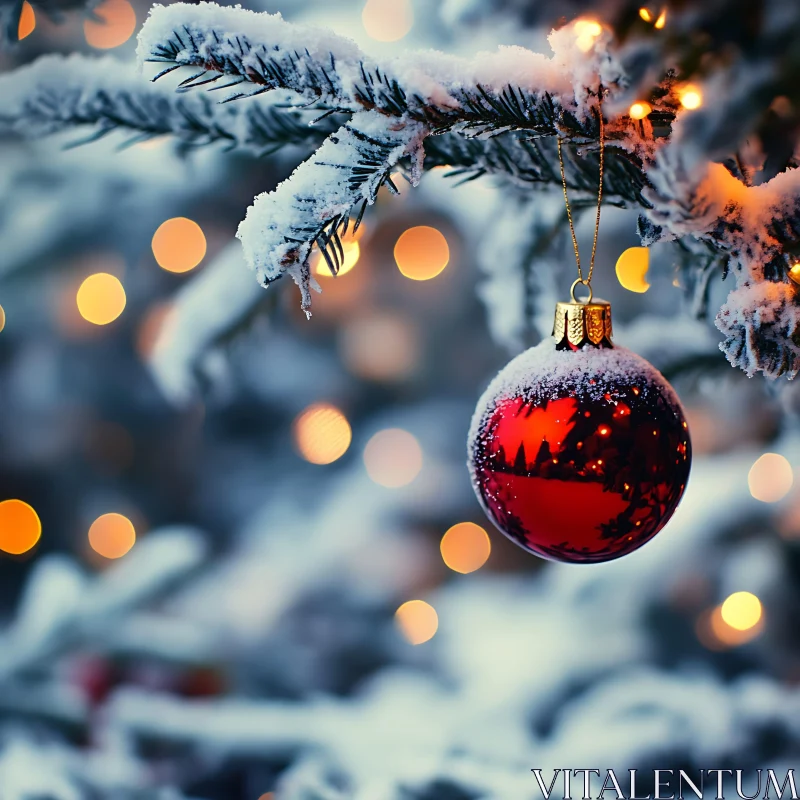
(558, 87, 605, 287)
(570, 278, 594, 305)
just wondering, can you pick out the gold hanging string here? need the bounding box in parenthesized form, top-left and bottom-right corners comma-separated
(557, 87, 605, 303)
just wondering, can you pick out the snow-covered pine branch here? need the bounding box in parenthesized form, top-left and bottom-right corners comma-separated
(642, 149, 800, 378)
(0, 54, 341, 155)
(136, 3, 642, 137)
(136, 2, 668, 309)
(238, 111, 427, 312)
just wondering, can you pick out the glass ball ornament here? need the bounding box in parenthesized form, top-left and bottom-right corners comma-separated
(468, 297, 691, 564)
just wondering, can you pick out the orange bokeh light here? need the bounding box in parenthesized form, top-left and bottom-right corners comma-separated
(748, 453, 793, 503)
(84, 0, 136, 48)
(394, 226, 450, 281)
(88, 513, 136, 559)
(395, 599, 438, 645)
(293, 403, 352, 465)
(679, 85, 703, 110)
(440, 522, 491, 574)
(152, 218, 207, 274)
(629, 102, 652, 120)
(0, 499, 42, 555)
(0, 305, 5, 334)
(76, 273, 126, 325)
(362, 0, 413, 42)
(18, 1, 35, 39)
(339, 311, 418, 382)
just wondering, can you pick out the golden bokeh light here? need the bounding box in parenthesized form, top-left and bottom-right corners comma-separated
(654, 9, 666, 28)
(152, 217, 207, 274)
(788, 263, 800, 286)
(18, 1, 35, 39)
(88, 513, 136, 559)
(395, 599, 438, 645)
(293, 403, 352, 465)
(394, 226, 450, 281)
(312, 227, 364, 277)
(639, 7, 652, 21)
(574, 19, 603, 51)
(363, 428, 423, 487)
(84, 0, 136, 48)
(629, 101, 652, 120)
(679, 85, 703, 110)
(440, 522, 491, 574)
(708, 604, 762, 647)
(616, 247, 651, 293)
(339, 312, 419, 382)
(76, 273, 126, 326)
(720, 591, 762, 631)
(748, 453, 793, 503)
(0, 500, 42, 555)
(362, 0, 413, 42)
(0, 304, 5, 334)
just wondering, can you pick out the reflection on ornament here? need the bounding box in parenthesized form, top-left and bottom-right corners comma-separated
(468, 299, 691, 564)
(616, 247, 650, 293)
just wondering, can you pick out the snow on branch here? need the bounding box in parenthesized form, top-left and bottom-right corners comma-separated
(137, 3, 631, 135)
(642, 148, 800, 378)
(0, 54, 340, 155)
(237, 110, 427, 312)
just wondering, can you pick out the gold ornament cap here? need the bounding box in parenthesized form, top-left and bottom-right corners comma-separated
(552, 280, 613, 348)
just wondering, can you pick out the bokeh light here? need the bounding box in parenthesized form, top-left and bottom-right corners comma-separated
(705, 606, 763, 649)
(395, 599, 438, 645)
(312, 226, 364, 277)
(152, 218, 207, 274)
(18, 1, 35, 39)
(720, 591, 762, 631)
(0, 304, 5, 333)
(616, 247, 650, 293)
(679, 85, 703, 110)
(88, 513, 136, 559)
(394, 226, 450, 281)
(789, 263, 800, 286)
(654, 9, 666, 28)
(76, 273, 126, 326)
(748, 453, 793, 502)
(363, 428, 423, 487)
(84, 0, 136, 48)
(639, 7, 652, 21)
(629, 102, 652, 120)
(339, 312, 419, 381)
(574, 19, 602, 51)
(362, 0, 413, 42)
(440, 522, 491, 574)
(293, 403, 352, 465)
(0, 500, 42, 555)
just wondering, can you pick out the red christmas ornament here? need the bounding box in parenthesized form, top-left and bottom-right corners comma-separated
(468, 297, 691, 564)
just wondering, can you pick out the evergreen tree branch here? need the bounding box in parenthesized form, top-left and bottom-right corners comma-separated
(423, 132, 648, 206)
(0, 54, 341, 155)
(137, 3, 651, 138)
(236, 110, 428, 313)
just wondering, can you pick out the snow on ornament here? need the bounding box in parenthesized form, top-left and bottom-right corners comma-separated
(468, 294, 691, 564)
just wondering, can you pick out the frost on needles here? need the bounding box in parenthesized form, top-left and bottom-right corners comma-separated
(4, 0, 800, 377)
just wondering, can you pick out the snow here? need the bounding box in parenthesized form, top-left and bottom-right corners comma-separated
(137, 2, 621, 119)
(149, 241, 266, 403)
(716, 282, 800, 379)
(237, 111, 426, 310)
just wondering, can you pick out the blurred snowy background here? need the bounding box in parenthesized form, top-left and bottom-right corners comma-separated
(1, 0, 800, 798)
